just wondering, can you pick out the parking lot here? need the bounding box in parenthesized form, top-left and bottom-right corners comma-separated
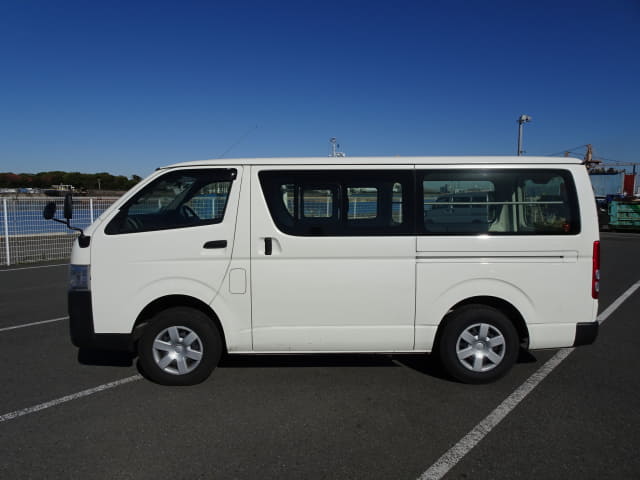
(1, 232, 639, 480)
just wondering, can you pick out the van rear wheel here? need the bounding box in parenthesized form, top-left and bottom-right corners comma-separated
(438, 305, 518, 384)
(138, 307, 222, 386)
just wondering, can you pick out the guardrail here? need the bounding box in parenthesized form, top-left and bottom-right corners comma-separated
(0, 197, 118, 266)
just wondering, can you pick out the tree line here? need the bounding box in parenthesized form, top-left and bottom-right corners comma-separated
(0, 171, 142, 191)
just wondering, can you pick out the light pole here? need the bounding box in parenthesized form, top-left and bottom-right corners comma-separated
(517, 114, 532, 156)
(328, 137, 345, 157)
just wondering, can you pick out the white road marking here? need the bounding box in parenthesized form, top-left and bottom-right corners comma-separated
(0, 316, 68, 333)
(418, 280, 640, 480)
(0, 375, 142, 424)
(596, 282, 640, 324)
(0, 264, 67, 272)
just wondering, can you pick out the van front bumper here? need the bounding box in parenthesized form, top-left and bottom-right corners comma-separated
(68, 291, 133, 351)
(573, 321, 599, 347)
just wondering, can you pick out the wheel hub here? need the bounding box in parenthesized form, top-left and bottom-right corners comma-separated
(456, 323, 506, 372)
(151, 326, 204, 375)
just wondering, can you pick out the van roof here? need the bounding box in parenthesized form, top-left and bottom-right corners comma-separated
(161, 156, 583, 169)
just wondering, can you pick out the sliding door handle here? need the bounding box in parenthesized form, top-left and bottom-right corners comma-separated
(264, 237, 273, 256)
(203, 240, 227, 249)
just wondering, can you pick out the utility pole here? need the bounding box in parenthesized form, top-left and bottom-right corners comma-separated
(584, 144, 602, 171)
(517, 114, 532, 156)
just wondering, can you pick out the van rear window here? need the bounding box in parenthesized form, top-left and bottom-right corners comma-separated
(419, 169, 580, 235)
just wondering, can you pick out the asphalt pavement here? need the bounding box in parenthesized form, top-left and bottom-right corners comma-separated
(0, 233, 638, 479)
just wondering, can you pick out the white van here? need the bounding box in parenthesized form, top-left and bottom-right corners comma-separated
(56, 156, 600, 385)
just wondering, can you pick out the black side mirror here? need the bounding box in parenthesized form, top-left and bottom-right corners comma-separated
(63, 193, 73, 220)
(43, 202, 57, 220)
(42, 194, 88, 246)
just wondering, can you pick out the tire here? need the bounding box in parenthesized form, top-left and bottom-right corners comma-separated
(137, 307, 222, 386)
(438, 305, 518, 384)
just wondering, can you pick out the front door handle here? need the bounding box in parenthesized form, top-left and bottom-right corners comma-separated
(264, 237, 272, 256)
(203, 240, 227, 249)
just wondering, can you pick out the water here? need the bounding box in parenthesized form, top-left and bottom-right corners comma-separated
(0, 199, 115, 236)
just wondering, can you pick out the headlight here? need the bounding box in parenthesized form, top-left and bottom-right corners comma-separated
(69, 265, 90, 291)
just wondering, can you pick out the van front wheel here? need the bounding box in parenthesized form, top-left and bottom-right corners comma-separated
(438, 305, 518, 384)
(138, 307, 222, 386)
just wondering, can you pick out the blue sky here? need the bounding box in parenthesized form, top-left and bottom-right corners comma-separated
(1, 0, 638, 177)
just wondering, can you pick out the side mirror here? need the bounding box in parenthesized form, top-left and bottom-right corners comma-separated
(42, 193, 87, 245)
(43, 202, 57, 220)
(63, 193, 73, 220)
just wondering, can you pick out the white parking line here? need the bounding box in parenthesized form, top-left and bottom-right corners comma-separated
(0, 375, 142, 424)
(597, 282, 640, 324)
(0, 317, 68, 333)
(418, 280, 640, 480)
(0, 264, 67, 272)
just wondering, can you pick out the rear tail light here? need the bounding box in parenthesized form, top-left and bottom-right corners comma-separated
(592, 241, 600, 299)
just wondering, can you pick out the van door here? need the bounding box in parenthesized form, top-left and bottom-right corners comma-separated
(250, 166, 416, 351)
(90, 167, 242, 335)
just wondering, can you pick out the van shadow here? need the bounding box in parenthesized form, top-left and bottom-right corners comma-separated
(76, 347, 539, 381)
(219, 351, 525, 383)
(394, 347, 537, 380)
(218, 353, 400, 369)
(392, 354, 450, 380)
(77, 348, 135, 367)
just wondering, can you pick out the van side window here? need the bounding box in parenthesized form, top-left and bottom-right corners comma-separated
(259, 170, 413, 236)
(347, 187, 378, 219)
(105, 169, 236, 235)
(419, 169, 580, 235)
(303, 187, 337, 218)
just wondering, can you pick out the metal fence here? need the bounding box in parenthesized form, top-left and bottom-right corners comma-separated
(0, 197, 118, 266)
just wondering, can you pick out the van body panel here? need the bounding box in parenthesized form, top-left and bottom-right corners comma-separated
(89, 166, 243, 334)
(415, 271, 536, 322)
(210, 167, 252, 351)
(69, 241, 91, 265)
(414, 260, 589, 350)
(249, 165, 416, 351)
(414, 325, 439, 351)
(210, 291, 252, 351)
(527, 323, 578, 349)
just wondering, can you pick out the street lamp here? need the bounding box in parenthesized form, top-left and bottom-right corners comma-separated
(517, 114, 532, 156)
